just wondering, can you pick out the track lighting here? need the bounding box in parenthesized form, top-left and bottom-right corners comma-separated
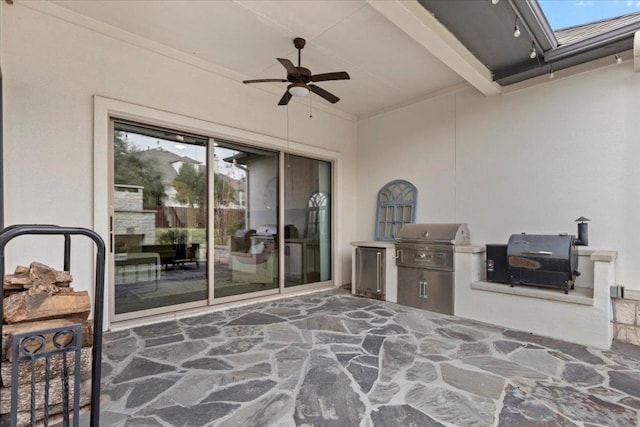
(615, 54, 622, 64)
(514, 17, 521, 37)
(549, 65, 554, 79)
(530, 45, 537, 59)
(491, 0, 499, 4)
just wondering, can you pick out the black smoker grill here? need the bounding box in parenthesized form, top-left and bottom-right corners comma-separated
(507, 233, 579, 293)
(487, 218, 589, 294)
(395, 223, 470, 315)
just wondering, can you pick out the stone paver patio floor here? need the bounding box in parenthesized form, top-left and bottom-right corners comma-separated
(100, 289, 640, 426)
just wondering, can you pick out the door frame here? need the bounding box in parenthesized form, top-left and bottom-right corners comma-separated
(94, 96, 342, 329)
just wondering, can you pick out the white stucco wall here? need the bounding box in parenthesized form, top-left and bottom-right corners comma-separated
(358, 63, 640, 292)
(1, 2, 357, 327)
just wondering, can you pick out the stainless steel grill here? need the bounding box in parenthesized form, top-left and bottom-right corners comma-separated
(395, 223, 470, 315)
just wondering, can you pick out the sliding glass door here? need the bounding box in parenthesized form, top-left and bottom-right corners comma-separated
(284, 154, 331, 287)
(109, 119, 332, 321)
(212, 141, 279, 298)
(112, 121, 208, 315)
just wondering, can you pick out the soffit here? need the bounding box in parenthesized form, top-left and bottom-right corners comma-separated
(49, 0, 466, 117)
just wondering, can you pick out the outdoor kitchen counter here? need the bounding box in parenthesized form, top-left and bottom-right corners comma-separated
(454, 244, 617, 349)
(455, 244, 486, 253)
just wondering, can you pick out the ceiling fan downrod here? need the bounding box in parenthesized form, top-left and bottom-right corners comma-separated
(294, 37, 305, 67)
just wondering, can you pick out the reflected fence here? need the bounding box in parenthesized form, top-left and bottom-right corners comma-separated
(152, 206, 245, 245)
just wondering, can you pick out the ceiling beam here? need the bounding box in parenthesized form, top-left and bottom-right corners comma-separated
(367, 0, 501, 96)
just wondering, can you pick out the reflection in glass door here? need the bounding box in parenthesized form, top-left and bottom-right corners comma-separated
(112, 121, 208, 315)
(284, 154, 331, 286)
(213, 141, 279, 298)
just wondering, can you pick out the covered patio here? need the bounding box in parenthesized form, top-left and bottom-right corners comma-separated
(3, 0, 640, 425)
(100, 290, 640, 426)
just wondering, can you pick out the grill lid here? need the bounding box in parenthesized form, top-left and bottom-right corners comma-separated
(255, 224, 277, 236)
(396, 223, 470, 245)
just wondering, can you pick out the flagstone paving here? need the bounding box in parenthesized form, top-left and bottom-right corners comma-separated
(100, 289, 640, 426)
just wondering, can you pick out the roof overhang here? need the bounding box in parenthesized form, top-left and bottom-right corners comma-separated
(417, 0, 640, 86)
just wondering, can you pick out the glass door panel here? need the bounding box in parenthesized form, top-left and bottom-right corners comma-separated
(112, 121, 208, 315)
(213, 141, 279, 298)
(284, 154, 331, 286)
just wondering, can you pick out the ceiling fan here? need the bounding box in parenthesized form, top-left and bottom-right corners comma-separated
(243, 37, 350, 106)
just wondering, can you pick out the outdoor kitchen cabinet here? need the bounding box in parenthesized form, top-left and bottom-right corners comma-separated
(396, 266, 454, 314)
(350, 241, 398, 303)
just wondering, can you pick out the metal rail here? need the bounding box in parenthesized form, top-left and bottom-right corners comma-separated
(0, 225, 105, 426)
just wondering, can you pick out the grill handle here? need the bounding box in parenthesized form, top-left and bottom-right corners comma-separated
(395, 249, 403, 263)
(419, 280, 428, 298)
(376, 252, 382, 293)
(521, 250, 553, 256)
(397, 239, 454, 245)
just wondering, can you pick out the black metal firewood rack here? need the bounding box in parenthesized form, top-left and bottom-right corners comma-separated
(0, 225, 105, 427)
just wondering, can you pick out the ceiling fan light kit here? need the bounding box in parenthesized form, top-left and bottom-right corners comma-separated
(288, 83, 310, 97)
(243, 37, 350, 106)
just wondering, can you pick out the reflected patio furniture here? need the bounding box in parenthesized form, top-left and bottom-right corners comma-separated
(132, 244, 200, 269)
(229, 241, 275, 284)
(174, 243, 201, 269)
(285, 238, 320, 283)
(114, 252, 160, 290)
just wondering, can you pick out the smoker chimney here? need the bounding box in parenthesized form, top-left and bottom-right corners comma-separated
(575, 216, 590, 246)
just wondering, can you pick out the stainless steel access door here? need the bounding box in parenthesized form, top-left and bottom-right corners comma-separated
(355, 247, 385, 297)
(397, 266, 454, 315)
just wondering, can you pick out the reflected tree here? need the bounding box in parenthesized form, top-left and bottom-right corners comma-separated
(174, 163, 206, 207)
(114, 132, 166, 208)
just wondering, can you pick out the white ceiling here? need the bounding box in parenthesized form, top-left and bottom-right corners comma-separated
(50, 0, 468, 117)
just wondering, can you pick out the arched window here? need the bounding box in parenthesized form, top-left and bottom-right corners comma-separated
(305, 192, 329, 239)
(375, 180, 417, 241)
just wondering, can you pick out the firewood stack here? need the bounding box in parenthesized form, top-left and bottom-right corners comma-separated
(1, 262, 94, 426)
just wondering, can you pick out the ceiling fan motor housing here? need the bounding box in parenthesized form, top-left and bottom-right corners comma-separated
(290, 67, 312, 83)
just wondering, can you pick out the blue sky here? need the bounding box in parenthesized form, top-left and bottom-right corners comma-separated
(539, 0, 640, 29)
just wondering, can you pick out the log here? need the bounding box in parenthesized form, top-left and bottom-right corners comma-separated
(2, 290, 23, 299)
(2, 274, 29, 291)
(0, 377, 91, 414)
(0, 403, 91, 427)
(0, 403, 90, 427)
(14, 266, 29, 276)
(1, 347, 92, 387)
(2, 263, 72, 292)
(1, 318, 93, 362)
(3, 290, 90, 324)
(27, 262, 72, 288)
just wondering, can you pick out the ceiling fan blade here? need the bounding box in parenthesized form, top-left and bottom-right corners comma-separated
(277, 58, 299, 76)
(243, 78, 288, 84)
(308, 84, 340, 104)
(310, 72, 351, 82)
(278, 91, 292, 106)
